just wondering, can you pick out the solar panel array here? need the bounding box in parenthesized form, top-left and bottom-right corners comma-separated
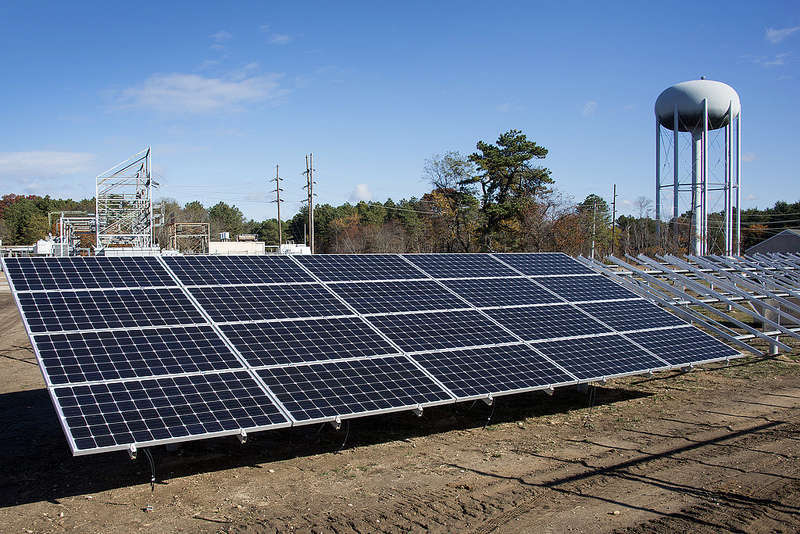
(2, 252, 740, 456)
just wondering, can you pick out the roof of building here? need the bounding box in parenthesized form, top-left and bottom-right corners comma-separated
(745, 228, 800, 255)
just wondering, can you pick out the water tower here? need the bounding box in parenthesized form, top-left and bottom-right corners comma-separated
(655, 79, 741, 256)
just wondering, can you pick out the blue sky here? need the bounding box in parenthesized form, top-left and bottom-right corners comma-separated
(0, 1, 797, 220)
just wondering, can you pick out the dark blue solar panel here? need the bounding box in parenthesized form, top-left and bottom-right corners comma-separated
(626, 327, 739, 366)
(190, 284, 351, 323)
(34, 326, 243, 385)
(441, 277, 561, 308)
(294, 254, 424, 281)
(403, 254, 517, 278)
(577, 300, 686, 332)
(4, 257, 175, 291)
(55, 371, 288, 452)
(535, 275, 638, 302)
(257, 356, 452, 422)
(221, 317, 398, 367)
(494, 253, 595, 276)
(535, 334, 668, 380)
(163, 255, 313, 286)
(18, 288, 205, 333)
(413, 344, 574, 399)
(486, 304, 611, 341)
(366, 310, 516, 352)
(329, 280, 467, 314)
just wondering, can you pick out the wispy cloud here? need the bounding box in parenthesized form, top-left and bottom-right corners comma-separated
(0, 151, 95, 177)
(270, 33, 291, 45)
(766, 26, 800, 44)
(209, 30, 232, 51)
(349, 184, 372, 202)
(117, 71, 286, 113)
(210, 30, 232, 43)
(741, 53, 790, 67)
(582, 100, 598, 117)
(496, 102, 511, 113)
(743, 152, 757, 162)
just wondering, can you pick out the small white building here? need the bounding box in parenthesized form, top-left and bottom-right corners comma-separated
(209, 241, 266, 255)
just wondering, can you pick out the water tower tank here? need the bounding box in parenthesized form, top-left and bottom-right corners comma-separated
(655, 79, 740, 131)
(654, 79, 741, 256)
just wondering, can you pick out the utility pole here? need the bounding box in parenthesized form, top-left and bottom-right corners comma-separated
(591, 198, 597, 260)
(611, 184, 617, 255)
(303, 153, 315, 253)
(271, 164, 283, 247)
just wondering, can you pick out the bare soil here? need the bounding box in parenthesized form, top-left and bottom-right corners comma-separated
(1, 290, 799, 533)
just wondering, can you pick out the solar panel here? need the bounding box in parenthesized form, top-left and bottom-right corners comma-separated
(257, 356, 452, 423)
(534, 334, 669, 380)
(189, 284, 351, 323)
(412, 344, 575, 399)
(367, 310, 517, 352)
(403, 253, 517, 279)
(486, 304, 611, 341)
(55, 371, 289, 453)
(164, 255, 313, 286)
(18, 288, 205, 333)
(221, 317, 398, 367)
(2, 252, 743, 457)
(35, 326, 244, 385)
(535, 275, 638, 302)
(441, 277, 562, 308)
(577, 300, 686, 332)
(626, 327, 740, 366)
(295, 254, 423, 281)
(4, 257, 175, 291)
(493, 253, 595, 276)
(329, 280, 468, 314)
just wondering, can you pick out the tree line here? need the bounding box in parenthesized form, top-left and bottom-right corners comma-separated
(1, 129, 795, 257)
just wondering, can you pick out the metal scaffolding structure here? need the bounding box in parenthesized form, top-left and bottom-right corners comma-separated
(579, 253, 800, 357)
(167, 222, 211, 254)
(53, 212, 96, 256)
(95, 147, 154, 250)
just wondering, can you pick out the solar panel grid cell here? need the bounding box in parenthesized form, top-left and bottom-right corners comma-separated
(35, 325, 243, 385)
(55, 371, 288, 451)
(494, 253, 595, 276)
(164, 255, 313, 286)
(18, 288, 206, 333)
(330, 280, 468, 314)
(535, 275, 638, 302)
(535, 334, 668, 380)
(295, 254, 423, 281)
(626, 327, 740, 366)
(403, 254, 517, 279)
(441, 277, 562, 308)
(221, 317, 398, 367)
(189, 284, 351, 323)
(366, 310, 517, 352)
(412, 344, 575, 398)
(486, 304, 611, 341)
(257, 356, 452, 422)
(5, 257, 175, 291)
(577, 300, 686, 332)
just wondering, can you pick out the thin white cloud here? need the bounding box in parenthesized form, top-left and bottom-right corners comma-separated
(270, 33, 291, 45)
(582, 100, 598, 117)
(743, 152, 757, 162)
(0, 151, 95, 178)
(741, 53, 790, 67)
(745, 193, 757, 201)
(496, 102, 511, 113)
(766, 26, 800, 44)
(117, 72, 286, 113)
(349, 184, 372, 202)
(210, 30, 232, 43)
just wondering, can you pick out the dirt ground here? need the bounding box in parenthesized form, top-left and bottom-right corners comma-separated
(1, 288, 800, 534)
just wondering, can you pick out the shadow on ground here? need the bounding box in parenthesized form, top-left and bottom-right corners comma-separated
(0, 384, 649, 507)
